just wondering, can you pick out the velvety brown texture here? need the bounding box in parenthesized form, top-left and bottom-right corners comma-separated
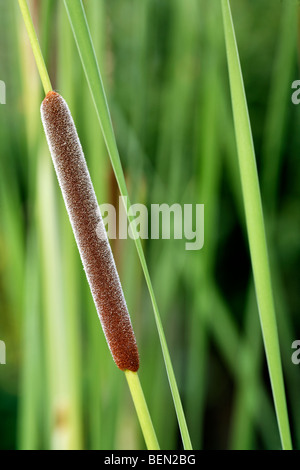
(41, 91, 139, 372)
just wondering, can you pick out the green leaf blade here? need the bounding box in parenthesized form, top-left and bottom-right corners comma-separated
(221, 0, 292, 450)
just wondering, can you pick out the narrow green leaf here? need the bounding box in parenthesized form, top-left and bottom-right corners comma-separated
(221, 0, 292, 450)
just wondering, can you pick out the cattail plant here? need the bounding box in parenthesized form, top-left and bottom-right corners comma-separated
(18, 0, 192, 451)
(18, 0, 159, 450)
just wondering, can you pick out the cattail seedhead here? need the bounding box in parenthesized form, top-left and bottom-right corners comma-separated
(41, 91, 139, 372)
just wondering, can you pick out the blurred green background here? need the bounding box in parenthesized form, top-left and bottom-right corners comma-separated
(1, 0, 300, 450)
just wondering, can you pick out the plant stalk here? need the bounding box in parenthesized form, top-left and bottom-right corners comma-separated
(18, 0, 52, 94)
(125, 371, 160, 450)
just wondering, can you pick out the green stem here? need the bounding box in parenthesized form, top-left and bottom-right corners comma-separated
(221, 0, 292, 450)
(18, 0, 52, 95)
(125, 371, 160, 450)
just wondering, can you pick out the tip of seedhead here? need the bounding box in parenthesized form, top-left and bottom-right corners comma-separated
(44, 90, 60, 100)
(41, 91, 62, 120)
(41, 90, 63, 112)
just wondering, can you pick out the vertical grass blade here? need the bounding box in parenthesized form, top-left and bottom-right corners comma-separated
(63, 0, 192, 450)
(221, 0, 292, 450)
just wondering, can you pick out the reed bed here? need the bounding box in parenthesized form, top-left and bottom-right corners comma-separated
(0, 0, 299, 450)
